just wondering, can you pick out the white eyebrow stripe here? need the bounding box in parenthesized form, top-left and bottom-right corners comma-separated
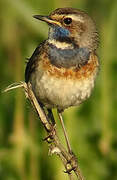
(65, 14, 84, 22)
(52, 14, 84, 23)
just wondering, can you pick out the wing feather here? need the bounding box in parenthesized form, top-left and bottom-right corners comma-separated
(25, 41, 46, 82)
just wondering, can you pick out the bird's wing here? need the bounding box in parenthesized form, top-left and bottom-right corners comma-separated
(25, 40, 46, 83)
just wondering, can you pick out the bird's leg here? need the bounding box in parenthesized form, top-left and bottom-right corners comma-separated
(37, 103, 56, 142)
(41, 105, 56, 143)
(57, 110, 79, 175)
(39, 103, 55, 125)
(57, 110, 72, 154)
(47, 109, 56, 125)
(43, 109, 56, 142)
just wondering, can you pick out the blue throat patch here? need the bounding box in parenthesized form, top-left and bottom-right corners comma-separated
(50, 26, 70, 40)
(48, 25, 90, 68)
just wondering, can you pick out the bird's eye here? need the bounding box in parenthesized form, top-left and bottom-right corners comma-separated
(63, 18, 72, 25)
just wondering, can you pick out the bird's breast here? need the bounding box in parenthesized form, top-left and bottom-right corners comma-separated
(30, 52, 99, 110)
(42, 52, 99, 80)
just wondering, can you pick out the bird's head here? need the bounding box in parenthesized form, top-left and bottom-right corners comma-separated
(33, 8, 99, 51)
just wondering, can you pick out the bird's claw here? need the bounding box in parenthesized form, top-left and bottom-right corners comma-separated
(43, 126, 56, 143)
(64, 154, 78, 174)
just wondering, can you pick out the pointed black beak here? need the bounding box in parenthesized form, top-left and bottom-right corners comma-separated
(33, 15, 60, 26)
(33, 15, 50, 22)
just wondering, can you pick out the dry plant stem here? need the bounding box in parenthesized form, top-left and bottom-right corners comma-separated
(57, 111, 72, 154)
(57, 112, 83, 180)
(4, 81, 85, 180)
(26, 83, 52, 132)
(54, 150, 74, 180)
(26, 83, 75, 180)
(57, 113, 84, 180)
(26, 82, 85, 180)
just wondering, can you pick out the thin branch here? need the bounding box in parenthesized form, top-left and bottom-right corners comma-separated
(4, 81, 85, 180)
(57, 111, 72, 154)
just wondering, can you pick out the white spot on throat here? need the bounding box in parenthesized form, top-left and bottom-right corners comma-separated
(48, 39, 73, 49)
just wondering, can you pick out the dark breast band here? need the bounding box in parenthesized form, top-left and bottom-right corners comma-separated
(48, 43, 90, 68)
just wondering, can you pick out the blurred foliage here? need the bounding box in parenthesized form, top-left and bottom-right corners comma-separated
(0, 0, 117, 180)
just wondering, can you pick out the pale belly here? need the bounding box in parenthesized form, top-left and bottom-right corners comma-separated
(30, 70, 97, 110)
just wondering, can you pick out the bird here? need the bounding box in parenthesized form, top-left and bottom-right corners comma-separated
(25, 7, 99, 153)
(25, 7, 99, 111)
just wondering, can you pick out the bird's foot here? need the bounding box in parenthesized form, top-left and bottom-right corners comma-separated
(65, 153, 78, 174)
(43, 125, 56, 143)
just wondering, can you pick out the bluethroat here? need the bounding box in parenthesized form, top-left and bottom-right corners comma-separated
(25, 8, 99, 113)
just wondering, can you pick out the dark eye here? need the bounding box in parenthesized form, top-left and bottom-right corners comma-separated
(63, 18, 72, 25)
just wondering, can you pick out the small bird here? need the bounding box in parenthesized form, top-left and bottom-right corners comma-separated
(25, 7, 99, 113)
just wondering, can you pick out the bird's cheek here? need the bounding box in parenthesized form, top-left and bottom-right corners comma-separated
(67, 28, 78, 38)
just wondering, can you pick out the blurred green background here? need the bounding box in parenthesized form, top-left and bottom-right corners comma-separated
(0, 0, 117, 179)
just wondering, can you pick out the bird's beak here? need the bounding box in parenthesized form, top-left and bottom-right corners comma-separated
(33, 15, 61, 26)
